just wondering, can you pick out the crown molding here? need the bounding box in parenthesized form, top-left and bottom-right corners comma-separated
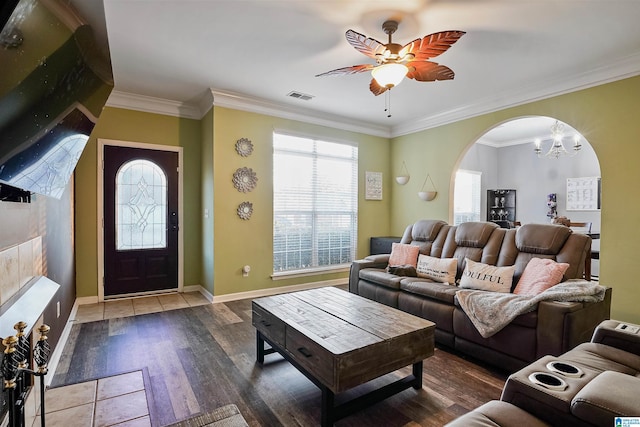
(106, 90, 202, 119)
(476, 136, 533, 148)
(391, 52, 640, 137)
(105, 52, 639, 139)
(205, 89, 391, 138)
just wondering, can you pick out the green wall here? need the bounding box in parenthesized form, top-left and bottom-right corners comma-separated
(75, 75, 640, 325)
(210, 107, 390, 295)
(75, 107, 202, 297)
(201, 109, 215, 294)
(390, 75, 640, 324)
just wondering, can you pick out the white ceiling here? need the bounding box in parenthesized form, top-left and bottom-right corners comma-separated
(70, 0, 640, 139)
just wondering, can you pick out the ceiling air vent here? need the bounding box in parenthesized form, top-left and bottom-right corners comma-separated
(287, 91, 314, 101)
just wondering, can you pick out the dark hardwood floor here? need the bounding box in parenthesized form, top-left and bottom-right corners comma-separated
(52, 294, 507, 426)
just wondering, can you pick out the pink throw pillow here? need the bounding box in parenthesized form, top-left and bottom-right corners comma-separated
(388, 243, 420, 268)
(513, 257, 570, 295)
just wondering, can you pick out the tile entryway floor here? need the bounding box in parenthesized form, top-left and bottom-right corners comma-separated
(38, 291, 211, 427)
(39, 371, 150, 427)
(73, 292, 210, 324)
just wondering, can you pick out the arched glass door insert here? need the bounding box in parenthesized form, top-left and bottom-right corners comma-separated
(116, 159, 168, 250)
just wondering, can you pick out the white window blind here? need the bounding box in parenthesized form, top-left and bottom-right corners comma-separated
(273, 133, 358, 273)
(454, 169, 482, 225)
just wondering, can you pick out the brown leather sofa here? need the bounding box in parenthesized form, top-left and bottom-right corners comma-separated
(349, 220, 612, 371)
(447, 320, 640, 426)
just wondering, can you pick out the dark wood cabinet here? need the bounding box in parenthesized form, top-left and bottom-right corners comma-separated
(487, 189, 516, 225)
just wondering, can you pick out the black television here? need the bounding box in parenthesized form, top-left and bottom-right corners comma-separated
(0, 0, 113, 200)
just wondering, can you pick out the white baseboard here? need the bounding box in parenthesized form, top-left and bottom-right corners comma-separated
(210, 278, 347, 303)
(76, 295, 99, 305)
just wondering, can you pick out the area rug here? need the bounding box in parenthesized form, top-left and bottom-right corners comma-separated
(165, 404, 249, 427)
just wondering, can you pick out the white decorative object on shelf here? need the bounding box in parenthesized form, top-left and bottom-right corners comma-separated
(418, 173, 437, 201)
(233, 167, 258, 193)
(235, 138, 253, 157)
(237, 201, 253, 220)
(395, 161, 410, 185)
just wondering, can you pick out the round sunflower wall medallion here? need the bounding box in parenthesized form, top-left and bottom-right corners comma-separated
(237, 201, 253, 220)
(232, 167, 258, 193)
(235, 138, 253, 157)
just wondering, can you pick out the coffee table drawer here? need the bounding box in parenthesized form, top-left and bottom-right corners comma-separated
(252, 303, 285, 347)
(286, 327, 334, 388)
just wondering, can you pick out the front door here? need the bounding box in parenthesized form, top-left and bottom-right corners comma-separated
(103, 145, 179, 297)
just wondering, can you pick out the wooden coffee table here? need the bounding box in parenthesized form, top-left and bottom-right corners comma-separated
(252, 287, 435, 426)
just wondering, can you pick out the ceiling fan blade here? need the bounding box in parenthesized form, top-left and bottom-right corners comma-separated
(315, 64, 374, 77)
(369, 78, 388, 96)
(400, 31, 466, 61)
(406, 61, 455, 81)
(346, 29, 386, 59)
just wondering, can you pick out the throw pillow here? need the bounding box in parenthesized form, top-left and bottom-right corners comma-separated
(459, 258, 514, 293)
(416, 255, 457, 284)
(386, 265, 418, 277)
(513, 257, 570, 296)
(388, 243, 420, 268)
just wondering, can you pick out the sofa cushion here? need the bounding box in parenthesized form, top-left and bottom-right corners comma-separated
(455, 221, 499, 248)
(516, 223, 572, 255)
(572, 371, 640, 425)
(513, 257, 570, 295)
(560, 342, 640, 374)
(459, 258, 514, 292)
(358, 268, 403, 290)
(444, 400, 551, 427)
(411, 219, 447, 242)
(400, 278, 459, 304)
(416, 255, 457, 283)
(388, 242, 420, 267)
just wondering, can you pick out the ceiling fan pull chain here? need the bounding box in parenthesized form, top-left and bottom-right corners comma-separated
(385, 90, 392, 118)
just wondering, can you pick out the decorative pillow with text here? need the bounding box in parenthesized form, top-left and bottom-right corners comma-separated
(388, 243, 420, 268)
(416, 255, 457, 284)
(513, 257, 569, 295)
(459, 258, 514, 293)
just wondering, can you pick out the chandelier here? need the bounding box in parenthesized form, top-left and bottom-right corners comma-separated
(534, 121, 582, 159)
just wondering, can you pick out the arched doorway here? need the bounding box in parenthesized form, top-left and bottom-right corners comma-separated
(453, 116, 601, 274)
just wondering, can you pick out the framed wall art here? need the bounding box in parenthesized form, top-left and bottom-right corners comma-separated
(566, 176, 601, 211)
(365, 171, 383, 200)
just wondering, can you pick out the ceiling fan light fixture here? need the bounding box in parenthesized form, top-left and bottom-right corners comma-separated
(372, 63, 408, 88)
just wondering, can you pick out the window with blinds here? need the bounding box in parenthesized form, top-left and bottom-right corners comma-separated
(273, 133, 358, 274)
(454, 169, 482, 225)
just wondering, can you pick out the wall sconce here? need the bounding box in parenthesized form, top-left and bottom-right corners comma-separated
(418, 173, 437, 201)
(395, 161, 410, 185)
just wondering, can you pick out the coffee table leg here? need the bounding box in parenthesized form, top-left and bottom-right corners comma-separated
(256, 331, 265, 364)
(320, 385, 335, 427)
(412, 361, 423, 389)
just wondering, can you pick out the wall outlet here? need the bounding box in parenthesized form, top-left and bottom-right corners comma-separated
(57, 301, 60, 318)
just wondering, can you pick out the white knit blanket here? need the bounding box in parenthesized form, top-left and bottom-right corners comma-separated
(456, 280, 607, 338)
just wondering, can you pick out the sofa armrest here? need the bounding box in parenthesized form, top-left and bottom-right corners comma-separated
(591, 319, 640, 356)
(349, 258, 389, 294)
(364, 253, 391, 264)
(536, 287, 612, 357)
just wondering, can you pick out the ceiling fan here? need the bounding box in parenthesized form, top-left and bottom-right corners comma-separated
(316, 20, 465, 96)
